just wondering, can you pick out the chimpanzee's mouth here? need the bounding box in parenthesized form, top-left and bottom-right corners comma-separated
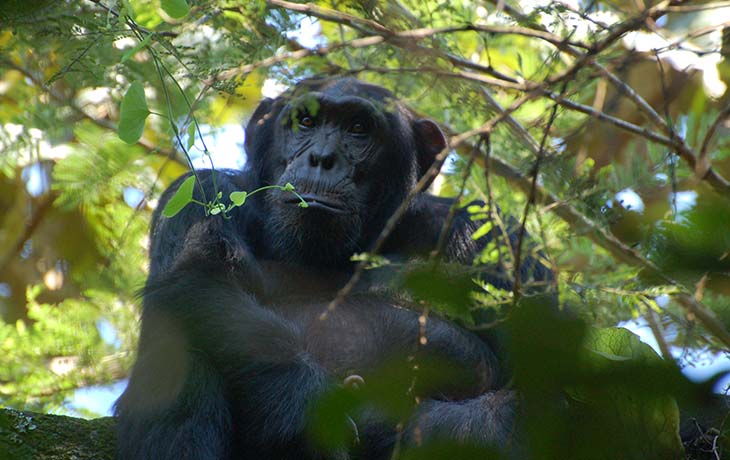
(285, 194, 348, 214)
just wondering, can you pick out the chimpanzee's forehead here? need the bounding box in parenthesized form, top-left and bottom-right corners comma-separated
(293, 77, 397, 104)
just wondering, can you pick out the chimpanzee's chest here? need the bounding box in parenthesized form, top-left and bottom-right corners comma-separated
(270, 296, 409, 378)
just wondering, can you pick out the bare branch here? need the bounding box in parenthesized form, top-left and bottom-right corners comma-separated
(267, 0, 389, 35)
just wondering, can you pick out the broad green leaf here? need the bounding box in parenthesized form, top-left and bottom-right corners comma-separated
(404, 265, 473, 322)
(590, 349, 631, 361)
(583, 327, 658, 362)
(571, 327, 684, 459)
(162, 175, 195, 217)
(161, 0, 189, 18)
(308, 387, 362, 451)
(230, 191, 247, 207)
(118, 82, 150, 144)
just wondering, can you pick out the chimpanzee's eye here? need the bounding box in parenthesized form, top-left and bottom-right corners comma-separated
(299, 116, 314, 128)
(349, 119, 370, 134)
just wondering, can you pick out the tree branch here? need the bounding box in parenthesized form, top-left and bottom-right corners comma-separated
(0, 58, 186, 166)
(263, 1, 730, 347)
(0, 408, 114, 460)
(0, 192, 55, 276)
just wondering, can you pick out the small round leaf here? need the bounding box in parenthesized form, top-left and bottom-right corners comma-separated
(230, 191, 247, 207)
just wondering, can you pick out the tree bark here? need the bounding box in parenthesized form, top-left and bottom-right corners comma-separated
(0, 408, 114, 460)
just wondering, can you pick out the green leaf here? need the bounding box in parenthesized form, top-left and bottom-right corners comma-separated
(230, 191, 247, 207)
(119, 0, 134, 19)
(162, 175, 195, 217)
(121, 34, 152, 63)
(404, 265, 474, 321)
(161, 0, 189, 18)
(118, 82, 150, 144)
(471, 221, 493, 240)
(350, 253, 389, 270)
(583, 327, 657, 362)
(308, 387, 363, 451)
(570, 327, 684, 458)
(590, 349, 631, 361)
(186, 123, 195, 151)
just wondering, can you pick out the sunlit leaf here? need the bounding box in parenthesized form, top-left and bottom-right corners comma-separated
(118, 81, 150, 144)
(162, 175, 195, 217)
(471, 221, 493, 241)
(186, 123, 195, 151)
(161, 0, 189, 19)
(230, 191, 247, 207)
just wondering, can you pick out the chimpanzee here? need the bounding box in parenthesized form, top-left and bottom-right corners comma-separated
(115, 78, 545, 460)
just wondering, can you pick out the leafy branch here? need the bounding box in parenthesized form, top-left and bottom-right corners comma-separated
(162, 177, 308, 219)
(260, 0, 730, 350)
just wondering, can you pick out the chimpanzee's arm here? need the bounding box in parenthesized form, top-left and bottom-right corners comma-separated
(406, 390, 519, 449)
(373, 304, 499, 399)
(115, 171, 337, 460)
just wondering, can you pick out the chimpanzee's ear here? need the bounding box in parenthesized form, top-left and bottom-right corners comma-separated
(244, 98, 275, 154)
(412, 118, 447, 184)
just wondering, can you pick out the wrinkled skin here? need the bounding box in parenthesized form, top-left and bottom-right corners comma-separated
(114, 78, 536, 460)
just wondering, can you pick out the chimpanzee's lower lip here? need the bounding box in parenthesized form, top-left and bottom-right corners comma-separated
(284, 194, 348, 214)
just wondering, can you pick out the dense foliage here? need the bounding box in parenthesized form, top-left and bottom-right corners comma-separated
(1, 0, 729, 458)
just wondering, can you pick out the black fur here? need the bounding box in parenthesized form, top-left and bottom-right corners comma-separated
(115, 78, 542, 460)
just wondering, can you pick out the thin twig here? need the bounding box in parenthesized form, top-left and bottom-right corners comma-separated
(0, 57, 184, 165)
(431, 135, 486, 260)
(513, 82, 566, 299)
(320, 92, 537, 320)
(645, 305, 674, 361)
(698, 101, 730, 178)
(267, 0, 730, 193)
(266, 0, 730, 347)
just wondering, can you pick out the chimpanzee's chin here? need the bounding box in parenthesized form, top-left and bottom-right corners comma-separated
(266, 207, 361, 267)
